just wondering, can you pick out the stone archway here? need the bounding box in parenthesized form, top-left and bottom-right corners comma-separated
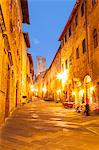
(84, 75, 92, 104)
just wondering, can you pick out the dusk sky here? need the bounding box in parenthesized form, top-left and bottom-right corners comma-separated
(23, 0, 76, 74)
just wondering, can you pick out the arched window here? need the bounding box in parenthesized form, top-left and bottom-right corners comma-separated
(93, 29, 98, 48)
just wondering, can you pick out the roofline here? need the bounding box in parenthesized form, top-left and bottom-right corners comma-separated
(58, 0, 80, 41)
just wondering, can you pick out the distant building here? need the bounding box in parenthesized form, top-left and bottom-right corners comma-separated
(36, 56, 46, 76)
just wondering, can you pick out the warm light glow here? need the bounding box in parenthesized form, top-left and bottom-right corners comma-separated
(57, 73, 63, 80)
(62, 70, 68, 81)
(57, 89, 61, 95)
(57, 70, 68, 81)
(84, 75, 91, 83)
(72, 91, 76, 96)
(30, 85, 34, 92)
(42, 86, 47, 93)
(90, 86, 94, 93)
(79, 89, 84, 97)
(35, 88, 38, 92)
(90, 97, 93, 104)
(76, 81, 81, 87)
(62, 70, 69, 88)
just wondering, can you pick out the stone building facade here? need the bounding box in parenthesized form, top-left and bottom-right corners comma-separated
(34, 0, 99, 109)
(45, 46, 61, 101)
(34, 46, 61, 101)
(0, 0, 32, 125)
(59, 0, 99, 109)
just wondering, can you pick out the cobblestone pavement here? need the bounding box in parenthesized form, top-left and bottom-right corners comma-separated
(0, 98, 99, 150)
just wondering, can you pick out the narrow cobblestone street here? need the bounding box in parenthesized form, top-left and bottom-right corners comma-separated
(0, 98, 99, 150)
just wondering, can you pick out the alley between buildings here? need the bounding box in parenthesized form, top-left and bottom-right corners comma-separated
(0, 98, 99, 150)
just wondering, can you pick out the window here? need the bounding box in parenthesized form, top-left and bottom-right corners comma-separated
(69, 26, 71, 37)
(65, 60, 68, 69)
(82, 39, 86, 53)
(93, 29, 98, 48)
(92, 0, 96, 6)
(69, 55, 72, 66)
(76, 47, 79, 59)
(75, 14, 78, 27)
(61, 39, 64, 48)
(64, 34, 67, 43)
(81, 3, 84, 17)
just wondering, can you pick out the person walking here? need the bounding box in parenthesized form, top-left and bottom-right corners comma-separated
(84, 103, 90, 116)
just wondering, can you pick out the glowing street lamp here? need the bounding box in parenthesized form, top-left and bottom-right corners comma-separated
(34, 88, 38, 96)
(90, 86, 94, 93)
(56, 70, 69, 99)
(42, 86, 47, 93)
(56, 89, 61, 95)
(79, 89, 84, 97)
(57, 73, 63, 80)
(30, 85, 34, 92)
(72, 91, 76, 96)
(57, 70, 68, 81)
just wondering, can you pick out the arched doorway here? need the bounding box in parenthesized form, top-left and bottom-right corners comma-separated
(84, 75, 94, 104)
